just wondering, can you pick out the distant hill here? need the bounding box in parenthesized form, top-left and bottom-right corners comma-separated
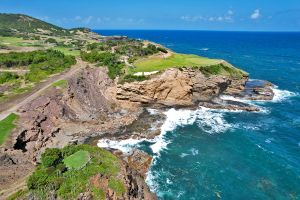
(0, 13, 69, 36)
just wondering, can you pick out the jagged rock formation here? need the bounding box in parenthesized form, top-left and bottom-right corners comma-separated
(117, 68, 231, 107)
(1, 65, 274, 198)
(11, 66, 139, 159)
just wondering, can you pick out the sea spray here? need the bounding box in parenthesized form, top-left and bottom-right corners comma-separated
(272, 86, 298, 102)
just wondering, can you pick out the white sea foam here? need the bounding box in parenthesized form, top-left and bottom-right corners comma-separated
(190, 148, 199, 156)
(200, 48, 209, 51)
(147, 108, 159, 115)
(98, 107, 233, 155)
(265, 138, 274, 144)
(180, 153, 189, 158)
(272, 86, 297, 102)
(97, 138, 147, 154)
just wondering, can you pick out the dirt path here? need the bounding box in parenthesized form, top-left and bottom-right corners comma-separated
(0, 58, 86, 121)
(0, 174, 30, 199)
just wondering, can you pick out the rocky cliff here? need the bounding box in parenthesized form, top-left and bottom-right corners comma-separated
(1, 64, 274, 198)
(116, 68, 232, 107)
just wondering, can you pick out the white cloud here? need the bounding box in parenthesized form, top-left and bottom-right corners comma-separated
(180, 10, 234, 23)
(227, 10, 234, 15)
(75, 16, 82, 21)
(250, 9, 261, 19)
(83, 16, 93, 24)
(180, 15, 204, 22)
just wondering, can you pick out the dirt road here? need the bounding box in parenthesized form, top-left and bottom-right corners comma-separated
(0, 59, 86, 121)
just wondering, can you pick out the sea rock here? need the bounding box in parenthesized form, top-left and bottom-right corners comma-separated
(117, 68, 231, 107)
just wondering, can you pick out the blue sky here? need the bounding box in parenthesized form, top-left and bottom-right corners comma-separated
(1, 0, 300, 31)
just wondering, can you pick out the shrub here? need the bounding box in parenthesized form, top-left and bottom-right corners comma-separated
(45, 38, 57, 44)
(0, 72, 19, 84)
(41, 148, 62, 167)
(157, 47, 168, 53)
(81, 51, 125, 79)
(119, 74, 147, 83)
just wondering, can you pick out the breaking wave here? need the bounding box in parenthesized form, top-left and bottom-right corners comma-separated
(272, 86, 298, 102)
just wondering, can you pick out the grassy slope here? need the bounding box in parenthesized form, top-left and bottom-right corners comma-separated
(133, 53, 247, 78)
(0, 14, 68, 36)
(0, 113, 18, 145)
(0, 36, 43, 47)
(53, 46, 80, 56)
(134, 53, 221, 72)
(26, 145, 124, 199)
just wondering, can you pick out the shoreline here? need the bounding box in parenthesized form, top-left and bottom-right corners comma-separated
(94, 85, 298, 194)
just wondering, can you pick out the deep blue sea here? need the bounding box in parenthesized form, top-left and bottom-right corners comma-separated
(95, 30, 300, 200)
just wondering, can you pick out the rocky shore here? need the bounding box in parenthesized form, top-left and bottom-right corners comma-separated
(0, 63, 274, 198)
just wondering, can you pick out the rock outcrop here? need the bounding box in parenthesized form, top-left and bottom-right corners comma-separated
(10, 66, 140, 160)
(117, 68, 231, 107)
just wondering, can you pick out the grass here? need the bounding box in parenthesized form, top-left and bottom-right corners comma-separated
(108, 178, 126, 196)
(133, 53, 221, 72)
(7, 189, 28, 200)
(0, 36, 42, 47)
(53, 46, 80, 56)
(63, 150, 90, 170)
(27, 144, 122, 199)
(0, 113, 18, 145)
(52, 79, 67, 88)
(133, 53, 247, 78)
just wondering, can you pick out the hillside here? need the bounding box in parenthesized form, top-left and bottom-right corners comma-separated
(0, 13, 69, 36)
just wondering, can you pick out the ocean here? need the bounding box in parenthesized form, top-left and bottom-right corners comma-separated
(95, 30, 300, 200)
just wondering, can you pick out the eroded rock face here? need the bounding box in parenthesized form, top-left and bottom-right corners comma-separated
(224, 77, 248, 96)
(117, 68, 231, 106)
(64, 66, 114, 121)
(12, 67, 124, 159)
(88, 155, 156, 200)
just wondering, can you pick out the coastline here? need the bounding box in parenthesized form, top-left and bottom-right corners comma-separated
(1, 25, 299, 198)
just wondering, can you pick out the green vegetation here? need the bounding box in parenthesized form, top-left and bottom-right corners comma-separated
(108, 178, 126, 196)
(45, 38, 57, 44)
(119, 74, 148, 83)
(0, 14, 69, 36)
(27, 144, 124, 199)
(0, 50, 75, 103)
(41, 148, 62, 167)
(134, 53, 247, 78)
(6, 189, 28, 200)
(81, 39, 168, 80)
(0, 36, 44, 48)
(87, 39, 167, 58)
(81, 51, 125, 79)
(0, 50, 76, 82)
(0, 113, 18, 145)
(53, 46, 81, 56)
(52, 79, 67, 88)
(0, 72, 19, 84)
(134, 53, 220, 72)
(92, 186, 105, 199)
(63, 150, 90, 170)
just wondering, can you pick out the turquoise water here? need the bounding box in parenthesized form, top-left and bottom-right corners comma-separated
(96, 31, 300, 199)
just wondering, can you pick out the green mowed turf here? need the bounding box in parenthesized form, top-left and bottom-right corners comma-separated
(63, 150, 90, 170)
(0, 113, 18, 145)
(133, 53, 221, 72)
